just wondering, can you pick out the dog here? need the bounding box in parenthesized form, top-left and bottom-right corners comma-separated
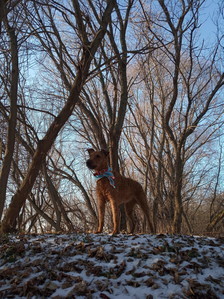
(86, 149, 154, 234)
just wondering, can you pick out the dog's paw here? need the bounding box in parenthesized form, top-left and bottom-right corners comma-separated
(111, 230, 119, 235)
(94, 230, 102, 234)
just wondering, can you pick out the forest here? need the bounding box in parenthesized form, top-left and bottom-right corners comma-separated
(0, 0, 224, 235)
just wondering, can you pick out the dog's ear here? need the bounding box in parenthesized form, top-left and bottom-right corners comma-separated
(101, 149, 109, 156)
(87, 148, 95, 155)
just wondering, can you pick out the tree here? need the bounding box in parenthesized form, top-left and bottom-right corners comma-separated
(1, 0, 116, 233)
(125, 0, 224, 233)
(0, 0, 19, 220)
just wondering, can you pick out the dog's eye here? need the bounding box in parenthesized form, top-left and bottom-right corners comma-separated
(96, 155, 100, 158)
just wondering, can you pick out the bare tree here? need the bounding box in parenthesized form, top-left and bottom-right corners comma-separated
(125, 0, 224, 233)
(1, 0, 116, 233)
(0, 1, 19, 220)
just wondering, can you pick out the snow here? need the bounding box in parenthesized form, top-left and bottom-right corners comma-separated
(0, 233, 224, 298)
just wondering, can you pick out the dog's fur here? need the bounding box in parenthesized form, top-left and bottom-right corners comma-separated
(86, 149, 154, 234)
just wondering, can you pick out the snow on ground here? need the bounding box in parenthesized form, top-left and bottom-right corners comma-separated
(0, 233, 224, 298)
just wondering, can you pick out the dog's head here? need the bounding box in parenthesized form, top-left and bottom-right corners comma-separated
(86, 149, 109, 171)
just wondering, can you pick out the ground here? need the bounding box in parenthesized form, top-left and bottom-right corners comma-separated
(0, 233, 224, 298)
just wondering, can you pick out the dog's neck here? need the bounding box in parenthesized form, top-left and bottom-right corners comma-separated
(93, 168, 109, 176)
(93, 167, 116, 188)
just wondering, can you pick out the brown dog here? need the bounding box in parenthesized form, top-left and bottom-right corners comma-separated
(86, 149, 154, 234)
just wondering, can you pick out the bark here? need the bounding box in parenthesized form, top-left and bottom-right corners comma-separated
(171, 152, 183, 234)
(152, 131, 165, 232)
(207, 210, 224, 232)
(0, 0, 116, 233)
(43, 165, 75, 232)
(108, 2, 129, 172)
(43, 165, 62, 231)
(0, 0, 4, 34)
(108, 1, 132, 230)
(183, 211, 192, 234)
(0, 18, 19, 220)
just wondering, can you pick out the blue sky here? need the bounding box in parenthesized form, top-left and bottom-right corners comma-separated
(200, 0, 220, 42)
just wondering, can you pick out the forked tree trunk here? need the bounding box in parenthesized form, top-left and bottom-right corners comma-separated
(0, 0, 116, 233)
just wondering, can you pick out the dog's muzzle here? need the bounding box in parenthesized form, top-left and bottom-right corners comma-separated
(86, 159, 96, 170)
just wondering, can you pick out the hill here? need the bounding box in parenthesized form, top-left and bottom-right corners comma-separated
(0, 233, 224, 298)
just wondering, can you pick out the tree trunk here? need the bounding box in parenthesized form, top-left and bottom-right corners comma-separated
(0, 20, 19, 220)
(43, 165, 62, 232)
(44, 164, 74, 232)
(172, 194, 183, 234)
(0, 0, 116, 233)
(207, 210, 224, 232)
(171, 154, 183, 234)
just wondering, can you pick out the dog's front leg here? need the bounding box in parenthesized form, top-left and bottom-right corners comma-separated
(95, 196, 106, 233)
(110, 200, 120, 234)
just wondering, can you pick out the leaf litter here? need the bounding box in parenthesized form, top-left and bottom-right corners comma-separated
(0, 233, 224, 298)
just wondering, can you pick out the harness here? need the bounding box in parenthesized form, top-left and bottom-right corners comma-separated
(93, 167, 116, 188)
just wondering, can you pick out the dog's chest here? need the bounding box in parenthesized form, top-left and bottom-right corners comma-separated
(96, 178, 116, 196)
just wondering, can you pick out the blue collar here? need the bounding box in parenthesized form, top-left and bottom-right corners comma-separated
(93, 167, 116, 188)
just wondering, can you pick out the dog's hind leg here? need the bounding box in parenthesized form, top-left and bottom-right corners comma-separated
(109, 199, 120, 234)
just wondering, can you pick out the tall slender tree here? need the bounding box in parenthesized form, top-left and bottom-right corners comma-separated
(0, 1, 19, 220)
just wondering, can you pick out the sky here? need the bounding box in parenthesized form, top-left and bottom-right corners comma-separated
(200, 0, 220, 43)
